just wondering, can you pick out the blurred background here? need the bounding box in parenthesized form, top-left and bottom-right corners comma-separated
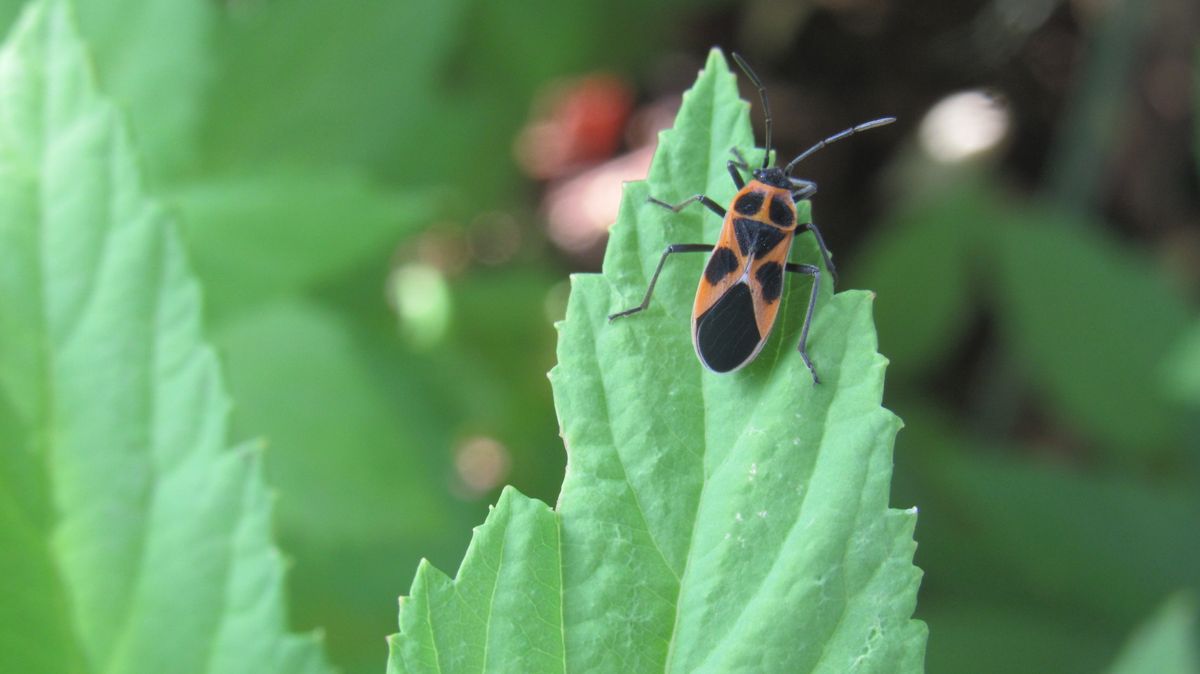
(23, 0, 1198, 671)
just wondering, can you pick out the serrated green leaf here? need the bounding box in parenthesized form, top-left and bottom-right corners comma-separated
(0, 3, 333, 672)
(0, 0, 211, 179)
(1109, 595, 1200, 674)
(389, 487, 565, 674)
(388, 48, 925, 674)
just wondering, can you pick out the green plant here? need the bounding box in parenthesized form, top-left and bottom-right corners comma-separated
(4, 0, 1197, 671)
(0, 3, 331, 672)
(386, 49, 926, 674)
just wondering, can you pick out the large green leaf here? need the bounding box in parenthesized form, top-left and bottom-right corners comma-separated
(388, 48, 925, 673)
(0, 3, 332, 672)
(0, 0, 213, 179)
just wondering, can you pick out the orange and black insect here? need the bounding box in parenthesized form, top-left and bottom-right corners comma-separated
(609, 53, 894, 383)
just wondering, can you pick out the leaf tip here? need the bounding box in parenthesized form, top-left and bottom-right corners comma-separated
(703, 46, 731, 72)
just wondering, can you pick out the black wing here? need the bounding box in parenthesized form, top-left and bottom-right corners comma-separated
(693, 282, 764, 373)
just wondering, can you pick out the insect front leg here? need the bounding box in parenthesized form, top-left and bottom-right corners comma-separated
(729, 147, 769, 179)
(727, 160, 746, 189)
(785, 262, 822, 384)
(647, 194, 726, 217)
(789, 178, 818, 201)
(609, 243, 714, 321)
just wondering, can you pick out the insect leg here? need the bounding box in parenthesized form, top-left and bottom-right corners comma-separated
(803, 221, 838, 286)
(785, 262, 822, 384)
(789, 178, 817, 201)
(727, 160, 746, 189)
(609, 244, 714, 321)
(647, 194, 726, 217)
(729, 147, 752, 170)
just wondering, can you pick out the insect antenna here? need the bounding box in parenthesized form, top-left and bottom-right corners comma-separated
(783, 117, 896, 175)
(731, 52, 773, 170)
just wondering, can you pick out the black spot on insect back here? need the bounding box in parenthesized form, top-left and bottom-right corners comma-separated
(734, 190, 765, 215)
(705, 246, 739, 284)
(754, 226, 786, 256)
(756, 261, 783, 302)
(734, 218, 787, 257)
(769, 195, 794, 228)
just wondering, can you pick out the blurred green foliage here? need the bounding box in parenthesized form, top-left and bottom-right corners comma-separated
(854, 7, 1200, 671)
(0, 4, 334, 672)
(0, 0, 1197, 672)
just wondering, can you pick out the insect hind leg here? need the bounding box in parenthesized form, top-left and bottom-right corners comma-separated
(784, 262, 822, 384)
(609, 243, 714, 321)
